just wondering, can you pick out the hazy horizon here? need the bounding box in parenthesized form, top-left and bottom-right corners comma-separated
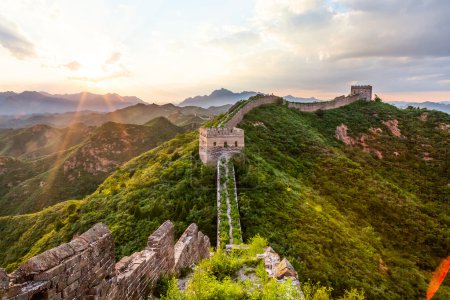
(1, 0, 449, 103)
(1, 88, 450, 106)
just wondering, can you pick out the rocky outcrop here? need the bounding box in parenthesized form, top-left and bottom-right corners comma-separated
(438, 123, 450, 132)
(257, 247, 299, 286)
(275, 258, 298, 280)
(419, 113, 428, 122)
(335, 124, 356, 145)
(0, 220, 210, 300)
(382, 119, 402, 137)
(335, 124, 385, 159)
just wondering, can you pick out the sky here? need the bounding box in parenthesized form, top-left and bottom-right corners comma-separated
(0, 0, 449, 103)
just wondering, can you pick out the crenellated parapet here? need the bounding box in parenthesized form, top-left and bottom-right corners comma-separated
(0, 221, 210, 300)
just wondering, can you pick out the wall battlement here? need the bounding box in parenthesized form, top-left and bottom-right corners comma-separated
(0, 221, 210, 300)
(199, 127, 244, 138)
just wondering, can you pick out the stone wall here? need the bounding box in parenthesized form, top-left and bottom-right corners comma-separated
(287, 94, 361, 112)
(0, 220, 210, 300)
(173, 223, 210, 273)
(225, 96, 281, 128)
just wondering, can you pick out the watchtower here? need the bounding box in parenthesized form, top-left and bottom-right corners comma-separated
(199, 127, 244, 165)
(351, 85, 372, 100)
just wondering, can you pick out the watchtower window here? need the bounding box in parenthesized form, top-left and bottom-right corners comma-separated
(213, 142, 216, 147)
(235, 141, 238, 147)
(224, 141, 228, 148)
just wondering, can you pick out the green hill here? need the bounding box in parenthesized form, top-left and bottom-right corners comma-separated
(0, 101, 448, 299)
(0, 118, 183, 215)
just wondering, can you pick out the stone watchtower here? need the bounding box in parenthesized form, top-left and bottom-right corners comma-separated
(199, 127, 244, 165)
(351, 85, 372, 100)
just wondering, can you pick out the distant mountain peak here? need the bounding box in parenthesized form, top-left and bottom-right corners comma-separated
(179, 88, 258, 108)
(210, 88, 233, 97)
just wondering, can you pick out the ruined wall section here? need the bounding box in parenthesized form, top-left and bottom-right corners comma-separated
(1, 223, 114, 299)
(1, 220, 210, 300)
(173, 223, 210, 273)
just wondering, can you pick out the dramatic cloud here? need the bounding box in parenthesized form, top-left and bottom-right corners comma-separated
(0, 16, 35, 59)
(253, 0, 450, 59)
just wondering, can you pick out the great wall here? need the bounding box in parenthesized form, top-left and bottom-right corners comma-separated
(0, 221, 209, 299)
(0, 85, 372, 299)
(199, 85, 372, 165)
(203, 85, 373, 250)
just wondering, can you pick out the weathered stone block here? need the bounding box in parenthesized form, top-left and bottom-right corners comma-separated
(33, 263, 65, 281)
(68, 237, 89, 253)
(62, 280, 79, 298)
(14, 250, 59, 281)
(51, 244, 75, 262)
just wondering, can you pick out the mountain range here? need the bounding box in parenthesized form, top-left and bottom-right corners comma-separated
(0, 102, 230, 129)
(3, 89, 449, 121)
(0, 91, 145, 115)
(178, 88, 322, 108)
(387, 101, 450, 114)
(0, 117, 184, 216)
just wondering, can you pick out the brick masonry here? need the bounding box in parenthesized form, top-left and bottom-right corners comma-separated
(0, 220, 210, 300)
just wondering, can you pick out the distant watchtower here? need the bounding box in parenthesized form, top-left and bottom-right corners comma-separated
(199, 127, 244, 165)
(351, 85, 372, 100)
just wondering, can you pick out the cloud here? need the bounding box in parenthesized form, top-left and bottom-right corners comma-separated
(209, 0, 448, 97)
(0, 16, 35, 59)
(63, 60, 82, 71)
(105, 52, 122, 64)
(253, 0, 450, 60)
(208, 30, 261, 54)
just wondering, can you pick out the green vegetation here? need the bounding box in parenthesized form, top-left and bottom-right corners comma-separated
(0, 131, 217, 271)
(236, 101, 449, 299)
(227, 159, 243, 244)
(0, 200, 85, 271)
(160, 236, 365, 299)
(218, 158, 230, 247)
(0, 117, 183, 215)
(217, 157, 243, 247)
(1, 100, 448, 299)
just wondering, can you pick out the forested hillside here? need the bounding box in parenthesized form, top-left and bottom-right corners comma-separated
(0, 117, 183, 215)
(1, 101, 448, 299)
